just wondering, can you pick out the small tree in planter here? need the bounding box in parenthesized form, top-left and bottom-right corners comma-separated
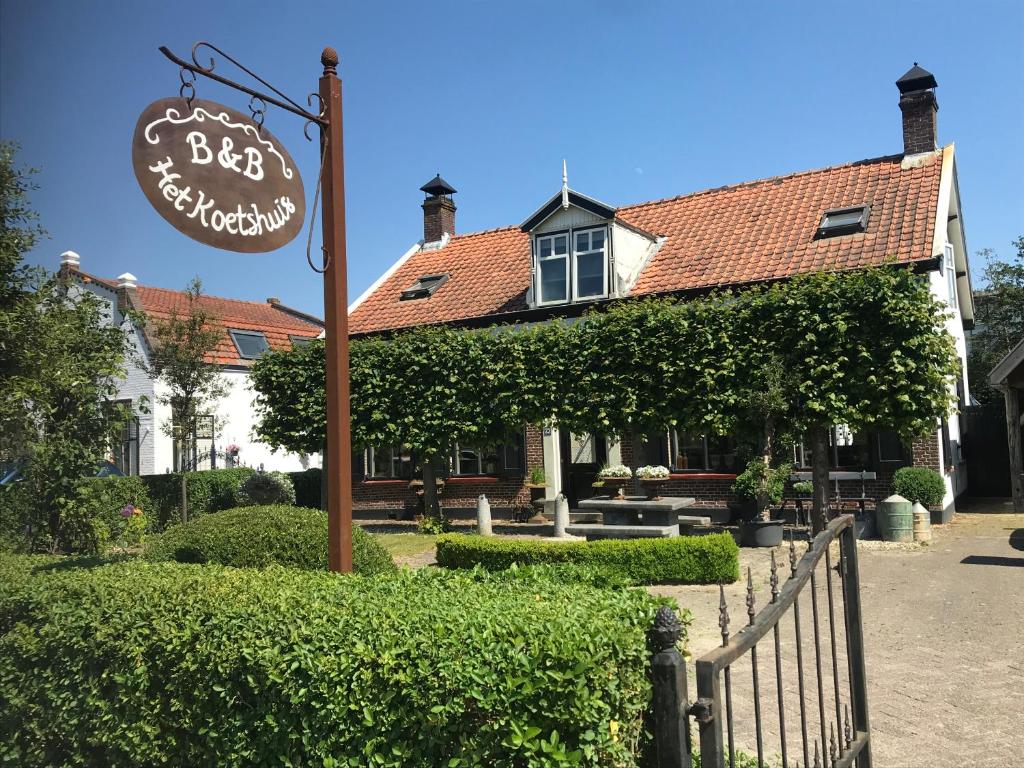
(732, 459, 790, 546)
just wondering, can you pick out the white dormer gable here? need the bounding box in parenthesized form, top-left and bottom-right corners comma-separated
(521, 187, 661, 308)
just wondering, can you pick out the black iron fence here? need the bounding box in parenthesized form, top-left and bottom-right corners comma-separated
(648, 514, 871, 768)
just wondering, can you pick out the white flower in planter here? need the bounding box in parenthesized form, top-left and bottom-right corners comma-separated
(597, 464, 632, 479)
(636, 465, 671, 479)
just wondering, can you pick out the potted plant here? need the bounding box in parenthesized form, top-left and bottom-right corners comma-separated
(596, 464, 632, 500)
(636, 464, 671, 500)
(526, 466, 547, 505)
(734, 458, 789, 547)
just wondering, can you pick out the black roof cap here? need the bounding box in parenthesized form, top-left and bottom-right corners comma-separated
(896, 63, 938, 94)
(420, 174, 457, 196)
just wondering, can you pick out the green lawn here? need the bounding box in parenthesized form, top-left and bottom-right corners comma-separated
(374, 533, 437, 559)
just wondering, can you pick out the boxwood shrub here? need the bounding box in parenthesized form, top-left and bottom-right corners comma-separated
(0, 555, 672, 767)
(288, 467, 322, 509)
(142, 467, 256, 530)
(144, 505, 396, 575)
(436, 532, 740, 585)
(891, 466, 946, 508)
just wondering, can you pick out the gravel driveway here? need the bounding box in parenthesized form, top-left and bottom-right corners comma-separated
(650, 502, 1024, 768)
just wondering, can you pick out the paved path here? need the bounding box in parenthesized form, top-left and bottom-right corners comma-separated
(652, 504, 1024, 767)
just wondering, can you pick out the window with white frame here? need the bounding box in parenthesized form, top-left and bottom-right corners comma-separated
(944, 242, 957, 307)
(452, 433, 524, 476)
(535, 227, 609, 305)
(573, 228, 607, 299)
(536, 233, 569, 304)
(365, 444, 414, 480)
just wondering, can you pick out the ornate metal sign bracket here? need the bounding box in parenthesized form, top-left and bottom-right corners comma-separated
(159, 42, 327, 126)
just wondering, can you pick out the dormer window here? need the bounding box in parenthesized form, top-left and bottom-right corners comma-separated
(400, 273, 449, 301)
(573, 228, 607, 300)
(229, 329, 269, 359)
(817, 205, 870, 238)
(535, 226, 608, 305)
(536, 233, 569, 304)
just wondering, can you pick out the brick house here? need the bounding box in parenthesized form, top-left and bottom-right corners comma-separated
(59, 254, 324, 476)
(347, 65, 974, 522)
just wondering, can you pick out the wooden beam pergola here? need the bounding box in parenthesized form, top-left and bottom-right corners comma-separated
(989, 337, 1024, 513)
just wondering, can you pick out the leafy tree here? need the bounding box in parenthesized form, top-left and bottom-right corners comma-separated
(967, 237, 1024, 404)
(134, 278, 228, 520)
(251, 265, 960, 532)
(740, 268, 959, 530)
(0, 142, 131, 551)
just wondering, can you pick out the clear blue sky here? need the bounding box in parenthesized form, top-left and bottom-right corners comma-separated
(2, 0, 1021, 315)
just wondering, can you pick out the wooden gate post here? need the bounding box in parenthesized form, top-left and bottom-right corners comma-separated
(648, 606, 692, 768)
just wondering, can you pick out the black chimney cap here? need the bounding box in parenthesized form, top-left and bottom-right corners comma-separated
(896, 63, 937, 94)
(420, 174, 457, 197)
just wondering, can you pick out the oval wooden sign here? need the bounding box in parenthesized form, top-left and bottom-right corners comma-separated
(132, 97, 305, 253)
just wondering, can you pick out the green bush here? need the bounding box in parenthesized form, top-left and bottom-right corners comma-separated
(287, 467, 322, 509)
(892, 466, 946, 508)
(142, 467, 255, 529)
(0, 555, 672, 766)
(144, 504, 396, 575)
(436, 532, 740, 585)
(235, 470, 296, 506)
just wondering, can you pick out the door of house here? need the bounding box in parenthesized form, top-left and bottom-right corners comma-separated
(963, 404, 1011, 497)
(560, 431, 607, 508)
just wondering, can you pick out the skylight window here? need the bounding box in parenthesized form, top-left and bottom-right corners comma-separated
(229, 329, 269, 359)
(817, 205, 870, 238)
(400, 273, 449, 301)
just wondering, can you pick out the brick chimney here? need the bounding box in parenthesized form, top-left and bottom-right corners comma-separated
(420, 174, 457, 244)
(58, 250, 80, 279)
(897, 63, 939, 156)
(115, 272, 138, 312)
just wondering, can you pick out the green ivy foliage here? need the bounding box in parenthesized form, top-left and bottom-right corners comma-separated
(435, 532, 740, 585)
(143, 505, 396, 575)
(0, 555, 668, 766)
(250, 266, 960, 466)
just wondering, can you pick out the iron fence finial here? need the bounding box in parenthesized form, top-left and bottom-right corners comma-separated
(844, 704, 852, 749)
(718, 583, 730, 646)
(770, 549, 780, 603)
(648, 605, 682, 652)
(746, 566, 756, 626)
(789, 527, 798, 577)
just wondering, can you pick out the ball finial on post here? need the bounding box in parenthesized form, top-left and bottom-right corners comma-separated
(321, 46, 338, 74)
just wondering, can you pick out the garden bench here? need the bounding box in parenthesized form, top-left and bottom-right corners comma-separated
(565, 523, 680, 540)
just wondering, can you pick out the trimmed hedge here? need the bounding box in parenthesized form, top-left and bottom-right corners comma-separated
(235, 471, 296, 507)
(436, 532, 740, 585)
(0, 555, 672, 766)
(288, 467, 322, 509)
(142, 467, 256, 530)
(891, 466, 946, 508)
(144, 505, 396, 575)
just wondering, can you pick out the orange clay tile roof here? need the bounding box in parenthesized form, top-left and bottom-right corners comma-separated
(74, 271, 323, 366)
(348, 150, 944, 335)
(133, 286, 323, 366)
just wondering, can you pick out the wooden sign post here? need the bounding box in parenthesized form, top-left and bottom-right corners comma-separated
(143, 43, 353, 572)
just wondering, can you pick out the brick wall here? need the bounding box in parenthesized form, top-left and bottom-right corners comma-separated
(352, 425, 544, 514)
(422, 196, 456, 242)
(899, 90, 938, 155)
(910, 432, 941, 473)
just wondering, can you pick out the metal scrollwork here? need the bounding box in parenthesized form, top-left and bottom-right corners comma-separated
(178, 67, 196, 111)
(249, 95, 267, 132)
(305, 136, 330, 274)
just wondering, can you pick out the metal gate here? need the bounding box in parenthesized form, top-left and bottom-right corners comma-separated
(648, 514, 871, 767)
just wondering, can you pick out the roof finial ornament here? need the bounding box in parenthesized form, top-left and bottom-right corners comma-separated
(561, 159, 569, 210)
